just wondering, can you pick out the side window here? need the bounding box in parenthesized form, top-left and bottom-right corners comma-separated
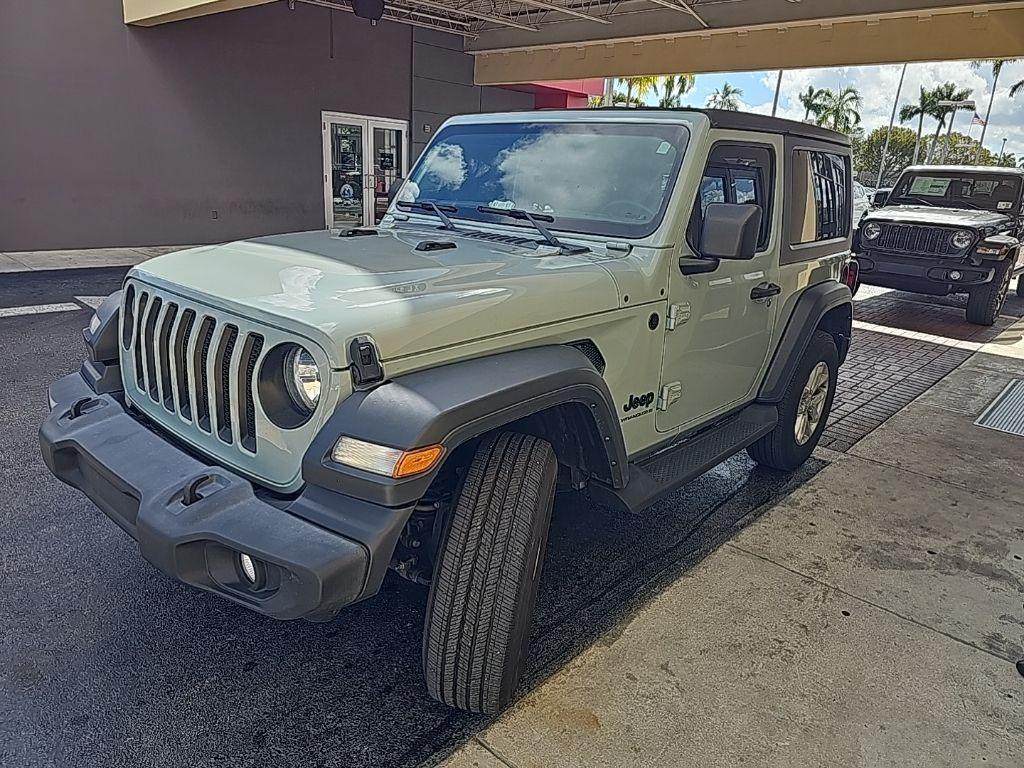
(688, 143, 774, 251)
(792, 149, 850, 244)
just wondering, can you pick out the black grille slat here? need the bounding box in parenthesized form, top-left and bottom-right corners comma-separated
(237, 334, 264, 453)
(133, 292, 148, 388)
(173, 310, 196, 419)
(157, 303, 178, 411)
(122, 285, 135, 350)
(878, 224, 955, 256)
(143, 298, 162, 401)
(193, 317, 217, 432)
(214, 325, 239, 444)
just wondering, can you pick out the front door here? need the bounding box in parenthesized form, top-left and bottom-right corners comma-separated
(657, 138, 782, 433)
(322, 112, 408, 230)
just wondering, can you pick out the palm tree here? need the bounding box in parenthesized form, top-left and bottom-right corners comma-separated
(656, 74, 695, 108)
(815, 86, 863, 133)
(797, 86, 827, 122)
(706, 82, 743, 111)
(899, 86, 939, 166)
(924, 82, 973, 163)
(618, 76, 660, 107)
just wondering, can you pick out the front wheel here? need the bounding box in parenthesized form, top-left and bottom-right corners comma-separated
(748, 330, 838, 471)
(966, 260, 1012, 326)
(423, 432, 557, 714)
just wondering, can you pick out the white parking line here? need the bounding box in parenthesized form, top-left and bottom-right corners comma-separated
(75, 295, 107, 309)
(0, 302, 82, 318)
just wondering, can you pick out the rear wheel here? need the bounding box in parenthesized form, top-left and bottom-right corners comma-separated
(748, 330, 838, 471)
(966, 260, 1012, 326)
(423, 432, 556, 714)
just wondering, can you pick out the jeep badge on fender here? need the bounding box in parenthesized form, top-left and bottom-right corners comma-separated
(41, 108, 853, 717)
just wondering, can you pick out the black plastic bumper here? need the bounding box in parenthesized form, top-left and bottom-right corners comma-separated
(857, 251, 995, 295)
(40, 372, 414, 621)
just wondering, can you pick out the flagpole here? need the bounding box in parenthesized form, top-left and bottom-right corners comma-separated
(877, 62, 908, 189)
(975, 62, 1001, 164)
(771, 70, 783, 117)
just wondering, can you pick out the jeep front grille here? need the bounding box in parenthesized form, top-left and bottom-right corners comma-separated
(117, 278, 343, 492)
(122, 283, 265, 453)
(876, 224, 959, 256)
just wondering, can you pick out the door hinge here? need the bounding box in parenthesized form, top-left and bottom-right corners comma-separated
(658, 381, 682, 411)
(666, 302, 690, 331)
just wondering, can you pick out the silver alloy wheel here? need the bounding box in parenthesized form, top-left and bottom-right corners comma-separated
(794, 361, 830, 445)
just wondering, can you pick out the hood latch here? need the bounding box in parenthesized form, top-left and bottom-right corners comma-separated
(349, 336, 385, 389)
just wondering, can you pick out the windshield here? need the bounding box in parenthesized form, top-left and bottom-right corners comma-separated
(888, 171, 1021, 213)
(396, 121, 691, 239)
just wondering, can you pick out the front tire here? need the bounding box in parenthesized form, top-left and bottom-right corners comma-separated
(423, 432, 557, 714)
(966, 260, 1012, 326)
(748, 330, 838, 471)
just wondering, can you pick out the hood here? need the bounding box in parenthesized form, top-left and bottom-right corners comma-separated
(131, 227, 622, 368)
(865, 205, 1012, 230)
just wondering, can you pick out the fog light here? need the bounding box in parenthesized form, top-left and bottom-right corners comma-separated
(238, 553, 259, 584)
(949, 270, 963, 281)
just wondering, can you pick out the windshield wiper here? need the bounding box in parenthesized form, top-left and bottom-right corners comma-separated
(396, 200, 459, 231)
(476, 206, 589, 255)
(895, 195, 939, 207)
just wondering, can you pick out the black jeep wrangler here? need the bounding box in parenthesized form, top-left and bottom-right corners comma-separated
(855, 165, 1024, 325)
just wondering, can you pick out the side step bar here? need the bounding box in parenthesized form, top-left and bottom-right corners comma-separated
(589, 403, 778, 514)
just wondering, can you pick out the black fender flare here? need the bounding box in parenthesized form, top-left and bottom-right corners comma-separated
(758, 280, 853, 403)
(302, 345, 629, 507)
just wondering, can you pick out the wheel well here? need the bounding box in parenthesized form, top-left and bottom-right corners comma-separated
(817, 301, 853, 364)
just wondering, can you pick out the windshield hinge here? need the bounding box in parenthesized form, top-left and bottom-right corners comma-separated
(666, 303, 690, 331)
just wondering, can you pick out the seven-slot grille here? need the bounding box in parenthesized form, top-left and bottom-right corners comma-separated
(121, 283, 265, 454)
(875, 224, 961, 256)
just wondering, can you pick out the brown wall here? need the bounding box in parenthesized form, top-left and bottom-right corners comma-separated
(0, 0, 413, 250)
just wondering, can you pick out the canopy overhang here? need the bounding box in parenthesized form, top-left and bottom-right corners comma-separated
(123, 0, 1024, 83)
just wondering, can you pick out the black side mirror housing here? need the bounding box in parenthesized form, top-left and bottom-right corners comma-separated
(872, 189, 890, 207)
(700, 203, 762, 261)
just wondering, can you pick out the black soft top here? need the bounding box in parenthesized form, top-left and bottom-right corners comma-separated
(594, 106, 851, 147)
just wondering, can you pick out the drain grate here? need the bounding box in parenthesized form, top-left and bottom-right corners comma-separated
(975, 379, 1024, 437)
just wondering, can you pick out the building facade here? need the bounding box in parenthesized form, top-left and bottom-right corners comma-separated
(0, 0, 535, 251)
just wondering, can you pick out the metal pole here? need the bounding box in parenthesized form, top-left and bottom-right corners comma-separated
(771, 70, 783, 117)
(876, 62, 907, 188)
(941, 109, 957, 164)
(999, 137, 1008, 165)
(975, 64, 1000, 164)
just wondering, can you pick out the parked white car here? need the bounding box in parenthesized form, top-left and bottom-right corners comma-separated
(852, 181, 873, 226)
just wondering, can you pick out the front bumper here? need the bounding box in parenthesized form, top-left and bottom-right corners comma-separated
(857, 250, 995, 295)
(40, 372, 414, 621)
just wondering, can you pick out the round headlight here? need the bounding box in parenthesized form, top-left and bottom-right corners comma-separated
(284, 346, 321, 413)
(951, 230, 973, 250)
(862, 222, 881, 241)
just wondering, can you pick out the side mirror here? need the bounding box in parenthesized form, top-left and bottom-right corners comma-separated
(700, 203, 762, 261)
(872, 189, 890, 207)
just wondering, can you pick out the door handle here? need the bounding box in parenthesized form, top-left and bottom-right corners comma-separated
(750, 282, 781, 301)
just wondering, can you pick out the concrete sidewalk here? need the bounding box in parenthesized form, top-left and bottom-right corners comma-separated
(0, 246, 186, 273)
(443, 320, 1024, 768)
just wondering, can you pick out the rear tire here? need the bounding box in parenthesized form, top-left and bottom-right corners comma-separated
(423, 432, 557, 714)
(748, 330, 838, 471)
(966, 260, 1012, 326)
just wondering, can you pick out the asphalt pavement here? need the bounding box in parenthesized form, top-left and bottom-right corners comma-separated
(0, 269, 821, 767)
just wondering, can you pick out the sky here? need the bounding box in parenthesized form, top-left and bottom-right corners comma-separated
(636, 60, 1024, 162)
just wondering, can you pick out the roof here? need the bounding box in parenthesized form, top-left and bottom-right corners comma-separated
(900, 165, 1024, 176)
(446, 108, 850, 146)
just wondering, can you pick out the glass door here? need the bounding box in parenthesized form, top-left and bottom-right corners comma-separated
(325, 120, 365, 230)
(370, 124, 406, 225)
(323, 113, 408, 230)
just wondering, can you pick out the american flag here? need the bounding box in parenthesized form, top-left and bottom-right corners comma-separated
(972, 112, 987, 127)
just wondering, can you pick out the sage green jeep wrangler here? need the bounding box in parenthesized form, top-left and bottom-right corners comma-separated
(41, 109, 854, 714)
